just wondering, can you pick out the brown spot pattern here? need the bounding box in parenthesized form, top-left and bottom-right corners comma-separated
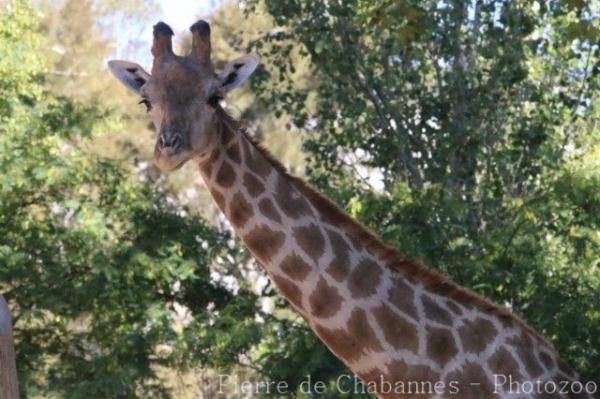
(342, 232, 360, 252)
(325, 228, 351, 281)
(422, 295, 453, 325)
(458, 317, 497, 354)
(229, 192, 253, 228)
(280, 252, 312, 281)
(216, 161, 236, 188)
(347, 308, 384, 353)
(244, 225, 285, 264)
(199, 148, 220, 178)
(426, 326, 458, 366)
(210, 189, 226, 211)
(348, 258, 382, 298)
(386, 360, 440, 399)
(388, 279, 418, 320)
(373, 304, 419, 352)
(355, 368, 386, 388)
(506, 331, 544, 378)
(488, 346, 523, 381)
(314, 324, 363, 363)
(538, 351, 554, 369)
(445, 300, 463, 316)
(309, 277, 344, 318)
(258, 198, 282, 223)
(242, 173, 264, 197)
(274, 176, 312, 219)
(271, 275, 303, 309)
(293, 224, 325, 259)
(521, 351, 544, 379)
(199, 159, 212, 178)
(445, 362, 499, 399)
(221, 126, 235, 145)
(226, 142, 241, 164)
(497, 313, 514, 329)
(242, 139, 272, 177)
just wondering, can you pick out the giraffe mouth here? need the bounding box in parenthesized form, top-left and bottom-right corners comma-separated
(170, 159, 187, 170)
(154, 149, 192, 172)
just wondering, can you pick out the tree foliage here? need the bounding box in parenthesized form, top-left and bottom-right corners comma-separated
(0, 2, 261, 397)
(247, 0, 600, 383)
(2, 0, 599, 396)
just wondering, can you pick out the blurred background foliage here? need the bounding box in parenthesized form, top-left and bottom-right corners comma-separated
(0, 0, 598, 397)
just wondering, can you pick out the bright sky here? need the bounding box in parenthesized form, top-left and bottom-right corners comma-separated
(112, 0, 222, 67)
(156, 0, 221, 33)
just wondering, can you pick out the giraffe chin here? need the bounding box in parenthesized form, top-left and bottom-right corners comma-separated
(154, 152, 191, 172)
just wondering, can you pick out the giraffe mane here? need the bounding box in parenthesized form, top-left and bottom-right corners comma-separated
(214, 107, 552, 348)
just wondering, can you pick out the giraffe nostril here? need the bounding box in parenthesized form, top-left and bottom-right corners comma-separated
(171, 134, 182, 149)
(158, 133, 183, 151)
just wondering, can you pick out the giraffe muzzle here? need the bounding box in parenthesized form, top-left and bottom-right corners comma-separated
(158, 132, 184, 154)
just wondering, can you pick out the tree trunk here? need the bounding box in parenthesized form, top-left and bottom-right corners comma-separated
(0, 295, 18, 399)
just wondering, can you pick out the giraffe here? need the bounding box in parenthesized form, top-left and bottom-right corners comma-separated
(108, 21, 592, 399)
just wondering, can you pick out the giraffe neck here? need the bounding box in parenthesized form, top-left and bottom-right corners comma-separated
(196, 114, 583, 398)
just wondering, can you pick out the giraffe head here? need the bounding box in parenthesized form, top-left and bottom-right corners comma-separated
(108, 20, 259, 171)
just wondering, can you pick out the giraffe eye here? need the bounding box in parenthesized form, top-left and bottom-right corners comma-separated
(138, 98, 152, 112)
(207, 95, 223, 108)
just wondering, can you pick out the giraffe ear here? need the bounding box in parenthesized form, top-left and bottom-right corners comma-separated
(108, 60, 151, 95)
(218, 54, 260, 92)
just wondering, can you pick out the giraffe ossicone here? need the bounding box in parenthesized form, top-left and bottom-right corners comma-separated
(108, 20, 590, 399)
